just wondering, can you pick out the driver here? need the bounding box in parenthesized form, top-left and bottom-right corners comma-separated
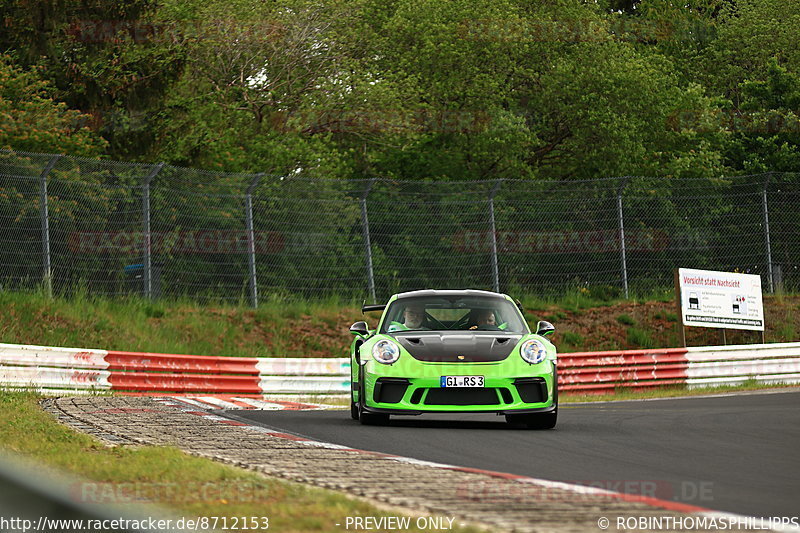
(388, 304, 427, 332)
(403, 304, 425, 329)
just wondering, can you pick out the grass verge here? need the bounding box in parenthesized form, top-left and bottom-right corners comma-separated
(0, 288, 357, 357)
(0, 390, 479, 533)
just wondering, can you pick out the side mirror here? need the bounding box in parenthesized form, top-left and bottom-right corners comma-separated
(536, 320, 555, 337)
(349, 321, 370, 337)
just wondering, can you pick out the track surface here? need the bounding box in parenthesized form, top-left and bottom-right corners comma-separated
(226, 390, 800, 519)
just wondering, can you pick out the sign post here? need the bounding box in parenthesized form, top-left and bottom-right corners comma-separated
(674, 269, 686, 347)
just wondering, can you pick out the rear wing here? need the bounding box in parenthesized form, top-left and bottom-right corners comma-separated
(361, 303, 386, 314)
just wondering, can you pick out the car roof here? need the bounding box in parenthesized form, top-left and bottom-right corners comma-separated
(393, 289, 509, 300)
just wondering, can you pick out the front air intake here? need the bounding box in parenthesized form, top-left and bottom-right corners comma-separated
(513, 377, 547, 403)
(373, 378, 409, 403)
(423, 388, 500, 406)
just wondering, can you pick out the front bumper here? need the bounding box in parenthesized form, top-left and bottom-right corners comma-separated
(359, 360, 556, 414)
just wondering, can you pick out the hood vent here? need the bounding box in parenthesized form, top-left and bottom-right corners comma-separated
(394, 333, 520, 362)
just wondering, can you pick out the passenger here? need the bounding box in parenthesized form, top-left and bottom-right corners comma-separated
(469, 309, 498, 330)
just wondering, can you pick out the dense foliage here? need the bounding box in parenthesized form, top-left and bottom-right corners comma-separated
(1, 0, 798, 300)
(1, 0, 798, 179)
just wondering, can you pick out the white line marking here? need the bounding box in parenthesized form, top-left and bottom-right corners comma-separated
(195, 396, 249, 410)
(168, 397, 213, 410)
(233, 398, 287, 410)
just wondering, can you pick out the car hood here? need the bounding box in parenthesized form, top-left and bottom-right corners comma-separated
(392, 332, 522, 362)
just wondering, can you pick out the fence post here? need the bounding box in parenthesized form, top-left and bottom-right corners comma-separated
(360, 179, 377, 303)
(617, 176, 630, 299)
(142, 163, 164, 300)
(246, 173, 265, 308)
(763, 173, 774, 293)
(488, 180, 503, 293)
(38, 155, 62, 298)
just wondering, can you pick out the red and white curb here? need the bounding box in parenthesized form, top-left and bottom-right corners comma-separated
(152, 395, 338, 411)
(153, 397, 799, 533)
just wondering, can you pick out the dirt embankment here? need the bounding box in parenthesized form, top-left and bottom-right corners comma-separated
(2, 294, 796, 357)
(287, 295, 798, 355)
(524, 295, 799, 352)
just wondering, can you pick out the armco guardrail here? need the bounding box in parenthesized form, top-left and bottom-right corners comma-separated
(0, 343, 350, 394)
(560, 343, 800, 393)
(559, 348, 690, 393)
(684, 343, 800, 388)
(1, 342, 799, 395)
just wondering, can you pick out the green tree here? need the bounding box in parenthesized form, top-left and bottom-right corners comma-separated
(700, 0, 800, 105)
(0, 55, 106, 155)
(340, 0, 725, 181)
(150, 0, 358, 175)
(0, 0, 185, 160)
(725, 60, 800, 173)
(696, 0, 800, 172)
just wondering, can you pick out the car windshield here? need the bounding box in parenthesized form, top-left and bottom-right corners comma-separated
(380, 296, 528, 334)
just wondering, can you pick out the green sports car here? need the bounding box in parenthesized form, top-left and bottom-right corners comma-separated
(348, 289, 557, 428)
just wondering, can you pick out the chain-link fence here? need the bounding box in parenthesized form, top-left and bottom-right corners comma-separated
(1, 148, 797, 303)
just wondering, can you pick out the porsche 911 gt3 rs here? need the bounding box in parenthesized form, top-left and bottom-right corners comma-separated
(348, 289, 557, 428)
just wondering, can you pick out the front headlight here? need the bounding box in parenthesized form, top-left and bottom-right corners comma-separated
(520, 339, 547, 364)
(372, 339, 400, 364)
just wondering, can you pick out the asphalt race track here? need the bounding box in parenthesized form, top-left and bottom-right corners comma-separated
(225, 390, 800, 519)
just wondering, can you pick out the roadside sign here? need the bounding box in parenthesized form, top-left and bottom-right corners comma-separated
(677, 268, 764, 331)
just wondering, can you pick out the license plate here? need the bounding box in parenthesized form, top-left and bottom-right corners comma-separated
(440, 376, 484, 388)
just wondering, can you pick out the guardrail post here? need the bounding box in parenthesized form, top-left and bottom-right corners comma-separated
(488, 180, 503, 292)
(38, 155, 62, 298)
(142, 163, 164, 300)
(762, 173, 774, 293)
(617, 176, 631, 299)
(360, 179, 377, 303)
(246, 173, 265, 308)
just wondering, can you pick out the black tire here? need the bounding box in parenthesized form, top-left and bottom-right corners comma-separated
(350, 346, 361, 420)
